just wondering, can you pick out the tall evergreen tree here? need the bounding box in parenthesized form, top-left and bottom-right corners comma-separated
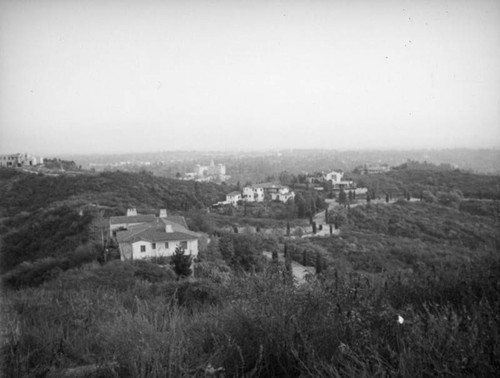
(170, 246, 193, 278)
(219, 235, 235, 262)
(295, 193, 306, 218)
(338, 188, 347, 205)
(315, 252, 322, 275)
(272, 249, 278, 261)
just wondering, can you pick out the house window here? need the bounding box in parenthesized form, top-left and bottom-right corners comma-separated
(152, 243, 156, 250)
(165, 242, 169, 248)
(140, 245, 146, 252)
(180, 241, 188, 250)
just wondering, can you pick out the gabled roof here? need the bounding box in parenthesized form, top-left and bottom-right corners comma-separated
(116, 223, 153, 242)
(227, 191, 242, 196)
(161, 216, 188, 229)
(118, 224, 200, 243)
(110, 214, 156, 225)
(115, 215, 199, 243)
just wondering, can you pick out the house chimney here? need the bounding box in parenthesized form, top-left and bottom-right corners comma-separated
(160, 209, 167, 218)
(126, 208, 137, 216)
(165, 224, 173, 233)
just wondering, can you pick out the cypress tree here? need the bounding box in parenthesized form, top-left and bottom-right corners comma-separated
(170, 246, 193, 278)
(315, 252, 322, 275)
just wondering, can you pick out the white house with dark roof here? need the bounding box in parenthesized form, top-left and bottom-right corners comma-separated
(110, 208, 200, 260)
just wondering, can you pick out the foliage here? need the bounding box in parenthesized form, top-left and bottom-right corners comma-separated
(2, 160, 500, 377)
(354, 169, 500, 200)
(0, 169, 228, 217)
(0, 206, 93, 273)
(2, 254, 499, 377)
(42, 158, 80, 171)
(2, 244, 101, 289)
(170, 246, 193, 278)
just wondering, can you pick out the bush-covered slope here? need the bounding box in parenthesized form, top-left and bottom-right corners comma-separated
(0, 168, 229, 217)
(310, 201, 499, 274)
(0, 168, 230, 276)
(355, 169, 500, 200)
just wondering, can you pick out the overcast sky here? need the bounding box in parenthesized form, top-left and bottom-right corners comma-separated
(1, 0, 499, 155)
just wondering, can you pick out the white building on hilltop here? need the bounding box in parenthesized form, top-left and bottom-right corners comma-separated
(0, 153, 44, 167)
(184, 160, 229, 182)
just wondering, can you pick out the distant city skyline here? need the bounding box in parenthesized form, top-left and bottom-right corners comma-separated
(1, 0, 499, 155)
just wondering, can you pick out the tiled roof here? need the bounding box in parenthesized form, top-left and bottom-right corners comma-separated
(110, 214, 156, 225)
(118, 225, 199, 243)
(161, 216, 188, 229)
(227, 191, 241, 196)
(115, 215, 199, 243)
(116, 223, 152, 242)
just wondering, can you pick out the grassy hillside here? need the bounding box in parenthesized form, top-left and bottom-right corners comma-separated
(1, 251, 499, 377)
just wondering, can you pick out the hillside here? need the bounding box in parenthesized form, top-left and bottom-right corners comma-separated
(0, 168, 230, 275)
(353, 168, 500, 200)
(1, 167, 499, 377)
(0, 168, 230, 217)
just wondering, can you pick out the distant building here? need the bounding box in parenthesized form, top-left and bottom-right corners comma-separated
(226, 191, 242, 205)
(307, 170, 355, 190)
(242, 185, 265, 202)
(0, 153, 43, 167)
(110, 208, 200, 261)
(184, 160, 229, 182)
(243, 183, 295, 203)
(361, 164, 390, 175)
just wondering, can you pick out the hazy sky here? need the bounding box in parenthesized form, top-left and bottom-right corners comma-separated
(1, 0, 499, 155)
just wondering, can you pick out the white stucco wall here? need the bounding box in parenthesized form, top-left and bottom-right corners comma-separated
(226, 194, 241, 205)
(254, 188, 264, 202)
(131, 239, 198, 260)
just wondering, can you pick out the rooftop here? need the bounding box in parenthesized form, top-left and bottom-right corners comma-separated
(110, 214, 156, 225)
